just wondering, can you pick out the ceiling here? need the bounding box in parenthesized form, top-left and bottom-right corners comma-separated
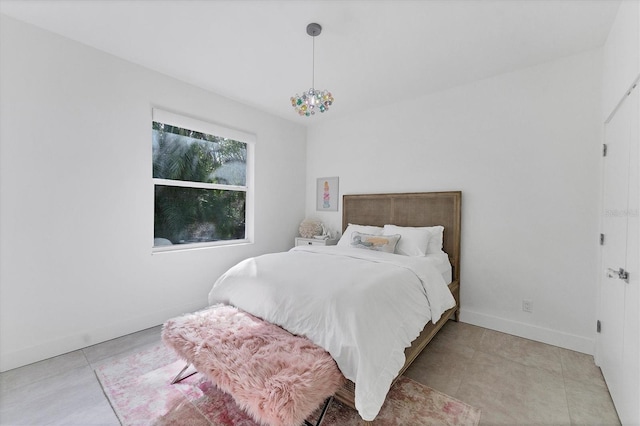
(0, 0, 621, 125)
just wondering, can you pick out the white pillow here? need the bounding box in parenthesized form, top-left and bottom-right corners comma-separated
(382, 224, 430, 256)
(383, 224, 445, 256)
(337, 224, 384, 247)
(425, 225, 445, 254)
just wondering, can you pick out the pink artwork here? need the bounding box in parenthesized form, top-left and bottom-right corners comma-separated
(323, 181, 331, 208)
(317, 177, 339, 211)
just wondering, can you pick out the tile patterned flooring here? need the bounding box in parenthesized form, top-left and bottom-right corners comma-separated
(0, 321, 620, 425)
(403, 322, 620, 425)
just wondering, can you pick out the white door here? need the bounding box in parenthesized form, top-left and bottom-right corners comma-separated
(597, 84, 639, 425)
(620, 87, 639, 425)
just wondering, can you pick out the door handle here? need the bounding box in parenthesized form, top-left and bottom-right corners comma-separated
(607, 267, 630, 283)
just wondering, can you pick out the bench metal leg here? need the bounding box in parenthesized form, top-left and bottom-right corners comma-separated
(170, 363, 198, 384)
(303, 396, 333, 426)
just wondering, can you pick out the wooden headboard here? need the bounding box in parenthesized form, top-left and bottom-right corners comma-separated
(342, 191, 461, 282)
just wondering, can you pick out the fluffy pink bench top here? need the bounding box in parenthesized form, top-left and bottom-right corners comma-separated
(162, 304, 345, 426)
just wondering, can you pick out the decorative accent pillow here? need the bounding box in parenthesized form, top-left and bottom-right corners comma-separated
(383, 224, 444, 256)
(350, 232, 401, 253)
(337, 224, 384, 247)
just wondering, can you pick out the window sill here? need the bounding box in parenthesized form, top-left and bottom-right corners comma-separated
(152, 239, 252, 254)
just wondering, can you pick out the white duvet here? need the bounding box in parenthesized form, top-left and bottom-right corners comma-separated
(207, 246, 456, 421)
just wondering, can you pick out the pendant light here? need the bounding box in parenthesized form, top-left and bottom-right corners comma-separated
(290, 23, 334, 117)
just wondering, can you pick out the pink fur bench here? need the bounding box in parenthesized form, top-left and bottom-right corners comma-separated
(162, 304, 345, 426)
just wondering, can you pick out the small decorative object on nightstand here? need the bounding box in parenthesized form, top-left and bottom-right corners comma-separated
(298, 219, 323, 238)
(295, 237, 338, 247)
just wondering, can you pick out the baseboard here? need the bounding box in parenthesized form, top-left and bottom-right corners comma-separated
(460, 308, 595, 355)
(0, 301, 206, 372)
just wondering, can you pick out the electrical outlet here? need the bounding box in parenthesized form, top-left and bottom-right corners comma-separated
(522, 299, 533, 313)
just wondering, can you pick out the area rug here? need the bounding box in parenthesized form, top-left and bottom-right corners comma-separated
(95, 342, 481, 426)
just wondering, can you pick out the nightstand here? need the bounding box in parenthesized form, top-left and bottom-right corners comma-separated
(295, 237, 338, 247)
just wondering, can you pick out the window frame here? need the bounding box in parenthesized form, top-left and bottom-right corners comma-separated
(151, 108, 255, 253)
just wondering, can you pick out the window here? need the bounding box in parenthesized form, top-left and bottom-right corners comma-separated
(152, 109, 254, 250)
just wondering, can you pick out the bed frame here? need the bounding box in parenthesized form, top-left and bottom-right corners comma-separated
(333, 191, 462, 412)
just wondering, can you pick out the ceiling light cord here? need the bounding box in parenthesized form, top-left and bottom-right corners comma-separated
(312, 34, 315, 91)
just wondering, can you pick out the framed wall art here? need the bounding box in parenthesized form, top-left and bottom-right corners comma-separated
(316, 177, 339, 211)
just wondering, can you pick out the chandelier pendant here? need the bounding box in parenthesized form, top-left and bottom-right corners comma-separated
(291, 23, 334, 117)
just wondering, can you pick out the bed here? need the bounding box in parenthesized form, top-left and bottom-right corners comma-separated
(206, 191, 462, 422)
(333, 191, 461, 412)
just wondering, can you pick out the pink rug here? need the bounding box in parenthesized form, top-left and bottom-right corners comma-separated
(96, 343, 481, 426)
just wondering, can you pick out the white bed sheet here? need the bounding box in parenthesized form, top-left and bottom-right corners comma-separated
(207, 246, 456, 421)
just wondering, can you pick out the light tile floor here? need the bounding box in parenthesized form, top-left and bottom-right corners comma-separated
(0, 321, 620, 425)
(0, 326, 163, 426)
(404, 321, 620, 425)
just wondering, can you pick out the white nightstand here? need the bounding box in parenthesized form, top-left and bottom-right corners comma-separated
(295, 237, 338, 247)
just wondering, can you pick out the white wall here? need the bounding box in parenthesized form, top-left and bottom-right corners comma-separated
(0, 16, 307, 372)
(306, 49, 603, 354)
